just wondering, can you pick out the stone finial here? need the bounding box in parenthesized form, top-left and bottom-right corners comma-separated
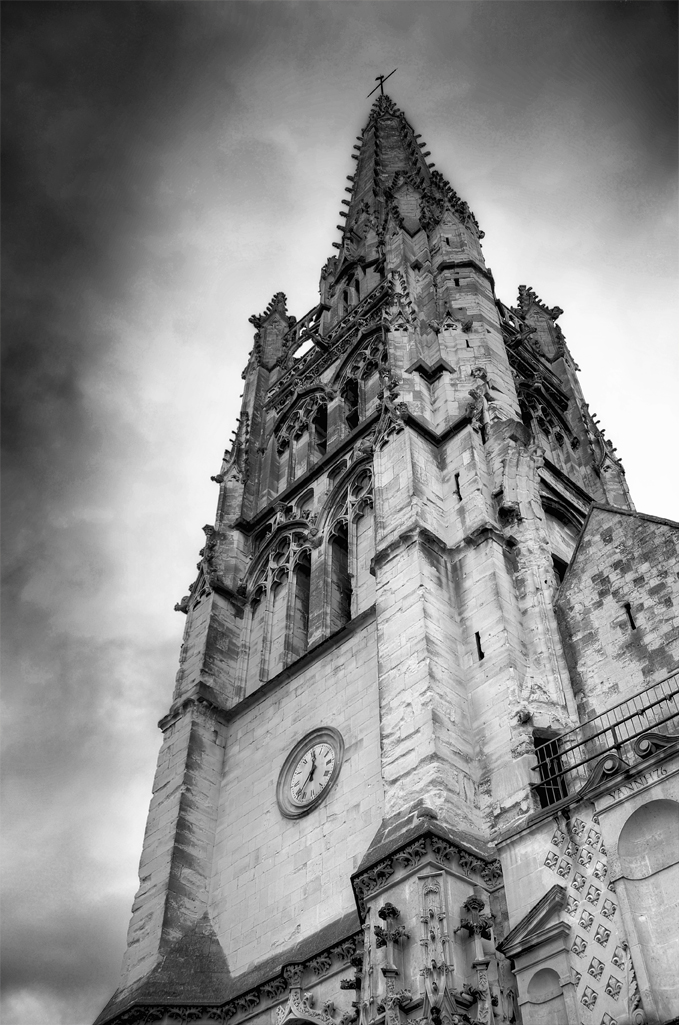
(249, 292, 289, 328)
(517, 284, 563, 321)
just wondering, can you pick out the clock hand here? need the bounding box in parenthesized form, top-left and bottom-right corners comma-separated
(307, 750, 318, 782)
(297, 752, 317, 794)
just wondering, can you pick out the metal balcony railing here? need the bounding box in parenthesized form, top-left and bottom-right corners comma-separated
(531, 667, 679, 808)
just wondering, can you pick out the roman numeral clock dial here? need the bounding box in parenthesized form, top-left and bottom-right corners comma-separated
(276, 728, 344, 818)
(291, 744, 335, 805)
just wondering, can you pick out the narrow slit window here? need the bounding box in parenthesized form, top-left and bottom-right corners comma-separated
(475, 631, 485, 661)
(454, 277, 460, 286)
(454, 472, 461, 499)
(624, 602, 636, 630)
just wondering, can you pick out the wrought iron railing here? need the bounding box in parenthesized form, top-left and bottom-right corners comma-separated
(532, 667, 679, 808)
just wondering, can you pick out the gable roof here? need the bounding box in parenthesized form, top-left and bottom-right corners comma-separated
(558, 502, 679, 595)
(497, 884, 568, 959)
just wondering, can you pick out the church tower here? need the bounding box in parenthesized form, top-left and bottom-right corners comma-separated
(96, 93, 679, 1025)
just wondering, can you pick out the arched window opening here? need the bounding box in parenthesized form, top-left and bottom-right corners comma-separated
(344, 380, 360, 432)
(245, 588, 266, 696)
(342, 288, 349, 312)
(268, 573, 289, 678)
(527, 968, 562, 1001)
(290, 553, 311, 658)
(526, 968, 568, 1023)
(312, 404, 327, 458)
(353, 276, 361, 301)
(353, 504, 376, 615)
(330, 522, 352, 631)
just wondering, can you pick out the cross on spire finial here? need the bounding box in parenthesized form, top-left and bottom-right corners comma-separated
(367, 68, 397, 99)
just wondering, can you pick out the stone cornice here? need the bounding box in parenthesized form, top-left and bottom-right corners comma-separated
(350, 816, 502, 919)
(374, 519, 510, 570)
(235, 410, 473, 537)
(97, 928, 363, 1025)
(158, 686, 231, 732)
(434, 258, 495, 289)
(223, 604, 377, 722)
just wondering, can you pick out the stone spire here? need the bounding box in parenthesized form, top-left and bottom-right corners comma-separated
(334, 93, 483, 252)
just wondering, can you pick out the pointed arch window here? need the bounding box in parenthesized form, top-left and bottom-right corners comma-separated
(350, 471, 376, 615)
(325, 465, 375, 629)
(290, 551, 311, 658)
(243, 532, 314, 694)
(273, 397, 329, 495)
(329, 521, 352, 632)
(245, 585, 267, 695)
(336, 335, 387, 431)
(269, 571, 289, 677)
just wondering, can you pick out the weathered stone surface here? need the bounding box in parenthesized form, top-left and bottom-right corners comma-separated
(96, 94, 679, 1025)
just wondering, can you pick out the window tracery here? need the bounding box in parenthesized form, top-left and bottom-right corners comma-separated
(326, 466, 375, 621)
(244, 530, 312, 692)
(243, 465, 376, 693)
(275, 394, 329, 456)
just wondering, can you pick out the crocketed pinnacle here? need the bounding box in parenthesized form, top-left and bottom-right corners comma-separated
(338, 93, 482, 245)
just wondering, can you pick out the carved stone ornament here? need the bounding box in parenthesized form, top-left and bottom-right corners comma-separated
(516, 284, 563, 321)
(277, 965, 337, 1025)
(419, 875, 453, 1018)
(267, 278, 393, 413)
(331, 938, 358, 964)
(353, 835, 501, 917)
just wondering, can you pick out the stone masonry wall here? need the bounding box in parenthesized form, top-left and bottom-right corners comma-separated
(210, 617, 382, 975)
(557, 507, 679, 718)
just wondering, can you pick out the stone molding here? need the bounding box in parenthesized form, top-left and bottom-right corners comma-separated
(158, 691, 230, 733)
(351, 831, 502, 917)
(102, 934, 363, 1025)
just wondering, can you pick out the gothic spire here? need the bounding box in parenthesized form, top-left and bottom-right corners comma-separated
(334, 94, 483, 251)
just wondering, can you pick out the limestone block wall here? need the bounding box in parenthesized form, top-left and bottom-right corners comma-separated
(556, 506, 679, 716)
(210, 617, 382, 976)
(119, 700, 228, 990)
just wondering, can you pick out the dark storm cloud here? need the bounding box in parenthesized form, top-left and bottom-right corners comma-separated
(1, 4, 253, 1020)
(1, 3, 676, 1024)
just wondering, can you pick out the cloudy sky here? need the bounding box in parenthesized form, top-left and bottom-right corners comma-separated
(1, 2, 677, 1023)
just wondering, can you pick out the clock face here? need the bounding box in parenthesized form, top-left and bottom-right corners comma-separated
(290, 743, 336, 807)
(277, 728, 344, 818)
